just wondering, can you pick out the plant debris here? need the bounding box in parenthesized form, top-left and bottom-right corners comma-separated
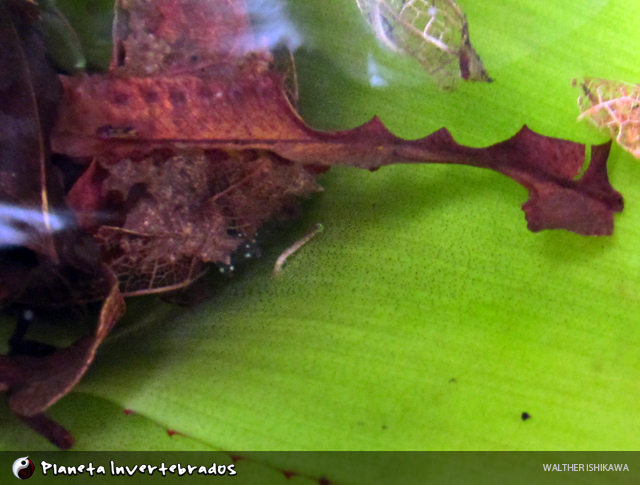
(576, 77, 640, 158)
(355, 0, 492, 90)
(273, 223, 324, 275)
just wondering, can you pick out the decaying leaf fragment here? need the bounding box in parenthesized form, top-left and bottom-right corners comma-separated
(0, 0, 62, 265)
(0, 0, 104, 301)
(0, 0, 626, 449)
(0, 267, 124, 449)
(355, 0, 492, 90)
(0, 0, 111, 449)
(52, 30, 621, 239)
(576, 77, 640, 158)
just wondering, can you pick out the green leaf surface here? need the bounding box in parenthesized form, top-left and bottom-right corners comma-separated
(3, 0, 640, 467)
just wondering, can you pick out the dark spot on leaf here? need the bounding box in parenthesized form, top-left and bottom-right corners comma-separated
(227, 228, 243, 238)
(318, 476, 331, 485)
(96, 125, 137, 139)
(283, 471, 297, 479)
(521, 412, 531, 421)
(169, 88, 186, 104)
(123, 409, 135, 415)
(125, 182, 151, 211)
(112, 92, 129, 105)
(230, 455, 244, 463)
(459, 50, 470, 80)
(163, 52, 177, 66)
(116, 42, 126, 66)
(229, 86, 243, 101)
(143, 90, 159, 103)
(197, 86, 214, 99)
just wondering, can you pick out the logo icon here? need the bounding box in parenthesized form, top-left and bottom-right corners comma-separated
(12, 457, 35, 480)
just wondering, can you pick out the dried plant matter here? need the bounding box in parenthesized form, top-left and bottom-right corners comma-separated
(0, 0, 66, 264)
(274, 223, 324, 276)
(355, 0, 491, 90)
(0, 0, 116, 449)
(0, 0, 624, 448)
(576, 77, 640, 158)
(1, 267, 124, 449)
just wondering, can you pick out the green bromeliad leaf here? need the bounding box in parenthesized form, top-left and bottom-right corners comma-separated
(2, 1, 640, 479)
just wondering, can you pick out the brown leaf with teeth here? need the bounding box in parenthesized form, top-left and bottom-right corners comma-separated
(53, 1, 620, 239)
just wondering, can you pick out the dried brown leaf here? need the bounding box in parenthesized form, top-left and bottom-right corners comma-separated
(0, 0, 63, 263)
(0, 266, 124, 448)
(0, 0, 104, 307)
(53, 74, 621, 236)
